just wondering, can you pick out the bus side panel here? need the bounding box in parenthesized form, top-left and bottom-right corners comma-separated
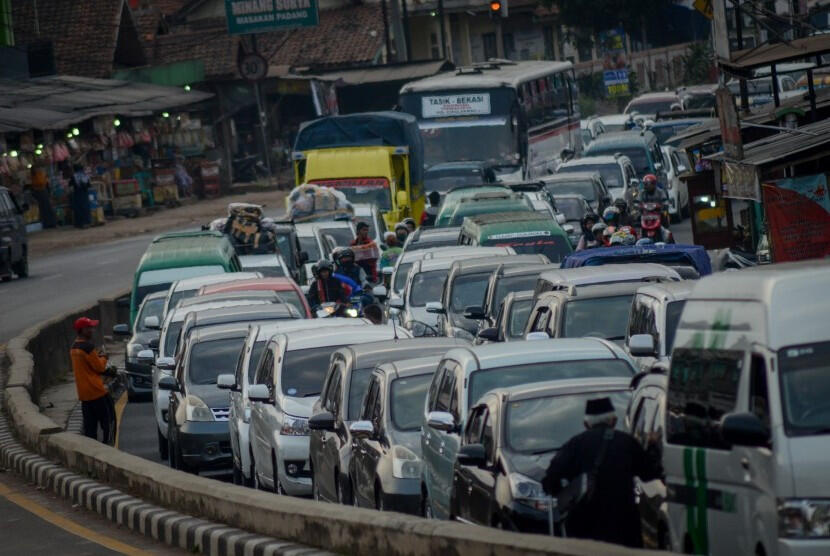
(527, 118, 572, 178)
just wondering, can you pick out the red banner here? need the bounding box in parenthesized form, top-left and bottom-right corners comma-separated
(762, 175, 830, 263)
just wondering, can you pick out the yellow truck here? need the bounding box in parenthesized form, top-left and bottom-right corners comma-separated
(292, 112, 426, 229)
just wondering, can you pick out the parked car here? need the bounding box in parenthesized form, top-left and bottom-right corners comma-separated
(451, 377, 632, 532)
(625, 281, 693, 373)
(308, 337, 466, 504)
(401, 227, 461, 252)
(219, 318, 371, 486)
(476, 290, 535, 344)
(457, 212, 573, 263)
(113, 290, 166, 400)
(239, 254, 291, 278)
(540, 172, 611, 214)
(525, 281, 645, 345)
(248, 325, 409, 495)
(624, 92, 684, 119)
(199, 276, 313, 318)
(420, 338, 636, 519)
(556, 154, 638, 201)
(429, 255, 549, 340)
(349, 355, 443, 514)
(424, 161, 496, 195)
(163, 272, 262, 317)
(162, 323, 251, 473)
(0, 186, 28, 280)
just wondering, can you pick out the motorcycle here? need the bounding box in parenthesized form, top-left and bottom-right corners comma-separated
(639, 202, 674, 244)
(315, 302, 359, 319)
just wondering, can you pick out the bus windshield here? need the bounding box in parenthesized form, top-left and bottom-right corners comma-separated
(309, 179, 392, 210)
(419, 118, 520, 167)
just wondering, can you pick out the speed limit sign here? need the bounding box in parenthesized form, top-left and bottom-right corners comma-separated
(239, 53, 268, 81)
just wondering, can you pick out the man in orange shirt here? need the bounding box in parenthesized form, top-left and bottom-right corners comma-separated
(70, 317, 115, 443)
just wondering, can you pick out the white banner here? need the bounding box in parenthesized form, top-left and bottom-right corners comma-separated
(422, 93, 491, 118)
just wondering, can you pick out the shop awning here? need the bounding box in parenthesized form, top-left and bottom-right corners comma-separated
(0, 75, 213, 132)
(287, 60, 454, 86)
(707, 118, 830, 167)
(722, 35, 830, 77)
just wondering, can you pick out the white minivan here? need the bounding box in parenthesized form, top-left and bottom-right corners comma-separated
(664, 261, 830, 555)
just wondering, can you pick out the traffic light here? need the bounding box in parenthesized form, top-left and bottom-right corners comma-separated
(489, 0, 507, 17)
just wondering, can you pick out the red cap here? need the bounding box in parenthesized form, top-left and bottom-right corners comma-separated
(73, 317, 99, 332)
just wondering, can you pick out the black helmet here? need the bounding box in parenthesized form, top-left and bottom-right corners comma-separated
(614, 198, 628, 212)
(336, 247, 355, 263)
(582, 212, 598, 227)
(314, 259, 333, 277)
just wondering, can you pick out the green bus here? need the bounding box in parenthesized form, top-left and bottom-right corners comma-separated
(130, 231, 241, 326)
(458, 211, 573, 263)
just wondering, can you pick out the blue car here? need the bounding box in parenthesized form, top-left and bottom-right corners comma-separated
(561, 244, 711, 277)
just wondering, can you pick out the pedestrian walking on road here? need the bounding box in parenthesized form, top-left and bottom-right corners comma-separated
(70, 317, 116, 443)
(542, 397, 662, 548)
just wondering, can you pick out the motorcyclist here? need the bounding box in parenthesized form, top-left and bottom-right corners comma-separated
(306, 260, 346, 310)
(609, 228, 637, 247)
(639, 174, 670, 227)
(576, 213, 599, 251)
(402, 217, 416, 234)
(589, 222, 608, 248)
(394, 222, 409, 245)
(614, 198, 632, 227)
(333, 247, 369, 289)
(602, 206, 621, 228)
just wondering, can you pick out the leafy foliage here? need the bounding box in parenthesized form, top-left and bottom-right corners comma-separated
(546, 0, 671, 36)
(680, 41, 714, 85)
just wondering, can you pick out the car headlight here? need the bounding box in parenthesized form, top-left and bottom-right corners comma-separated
(392, 445, 422, 479)
(184, 395, 214, 422)
(280, 414, 309, 436)
(508, 472, 549, 511)
(779, 499, 830, 538)
(345, 307, 359, 318)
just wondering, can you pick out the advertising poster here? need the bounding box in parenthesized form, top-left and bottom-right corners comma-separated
(762, 174, 830, 263)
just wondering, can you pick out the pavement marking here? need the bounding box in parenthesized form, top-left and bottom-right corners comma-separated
(0, 478, 152, 556)
(114, 391, 128, 449)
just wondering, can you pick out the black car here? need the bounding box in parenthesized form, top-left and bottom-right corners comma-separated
(163, 323, 250, 473)
(349, 355, 442, 514)
(113, 290, 166, 400)
(450, 378, 631, 532)
(476, 290, 534, 344)
(0, 186, 28, 280)
(540, 171, 611, 214)
(309, 337, 466, 504)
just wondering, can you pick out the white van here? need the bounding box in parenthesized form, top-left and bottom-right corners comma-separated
(664, 261, 830, 555)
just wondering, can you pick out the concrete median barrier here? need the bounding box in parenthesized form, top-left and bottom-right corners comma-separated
(4, 292, 656, 556)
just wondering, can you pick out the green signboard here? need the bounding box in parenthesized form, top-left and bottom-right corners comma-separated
(225, 0, 319, 35)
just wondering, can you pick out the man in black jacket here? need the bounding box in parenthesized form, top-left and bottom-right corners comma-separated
(542, 397, 662, 548)
(306, 260, 346, 310)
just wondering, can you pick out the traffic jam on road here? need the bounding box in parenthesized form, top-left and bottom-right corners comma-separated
(92, 58, 830, 555)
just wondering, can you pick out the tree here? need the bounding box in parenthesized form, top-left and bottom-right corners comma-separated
(546, 0, 672, 36)
(679, 41, 714, 85)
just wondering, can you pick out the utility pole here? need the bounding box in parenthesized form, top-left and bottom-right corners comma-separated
(401, 0, 411, 61)
(734, 1, 750, 113)
(437, 0, 447, 59)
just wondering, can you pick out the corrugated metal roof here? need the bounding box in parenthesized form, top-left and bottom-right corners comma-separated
(0, 75, 212, 131)
(302, 60, 454, 86)
(723, 35, 830, 74)
(707, 118, 830, 167)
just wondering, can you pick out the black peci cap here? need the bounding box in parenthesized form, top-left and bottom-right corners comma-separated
(585, 397, 615, 416)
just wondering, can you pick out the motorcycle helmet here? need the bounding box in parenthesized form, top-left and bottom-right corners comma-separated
(402, 217, 416, 231)
(336, 247, 355, 264)
(612, 229, 636, 246)
(613, 198, 628, 213)
(591, 222, 607, 235)
(643, 174, 658, 186)
(314, 259, 333, 277)
(582, 212, 598, 228)
(602, 206, 620, 224)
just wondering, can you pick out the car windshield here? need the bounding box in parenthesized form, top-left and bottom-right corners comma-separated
(485, 234, 570, 263)
(348, 368, 374, 421)
(318, 227, 354, 248)
(247, 340, 266, 383)
(274, 233, 296, 268)
(562, 295, 633, 340)
(136, 296, 165, 332)
(163, 321, 184, 356)
(450, 272, 490, 314)
(507, 299, 533, 338)
(494, 275, 538, 312)
(298, 236, 321, 262)
(664, 300, 686, 353)
(393, 262, 414, 293)
(137, 265, 226, 287)
(469, 360, 633, 406)
(426, 166, 487, 192)
(391, 374, 433, 430)
(506, 391, 629, 453)
(188, 337, 245, 386)
(588, 147, 650, 175)
(558, 164, 622, 189)
(168, 289, 198, 312)
(627, 100, 676, 114)
(420, 119, 520, 167)
(244, 265, 285, 277)
(410, 270, 448, 307)
(553, 197, 587, 221)
(544, 180, 596, 201)
(281, 345, 346, 397)
(779, 341, 830, 436)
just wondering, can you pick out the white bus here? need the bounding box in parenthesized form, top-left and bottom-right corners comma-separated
(398, 60, 581, 181)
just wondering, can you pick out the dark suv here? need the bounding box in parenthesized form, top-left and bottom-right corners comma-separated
(0, 186, 28, 280)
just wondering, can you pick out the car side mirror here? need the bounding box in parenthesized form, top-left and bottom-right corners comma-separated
(149, 338, 160, 350)
(136, 349, 155, 365)
(143, 316, 160, 330)
(425, 302, 445, 315)
(299, 251, 309, 264)
(372, 285, 388, 300)
(112, 323, 130, 336)
(349, 420, 374, 439)
(629, 177, 640, 188)
(426, 411, 456, 432)
(158, 375, 178, 391)
(388, 296, 404, 310)
(382, 266, 394, 277)
(563, 224, 574, 234)
(721, 412, 770, 448)
(309, 411, 336, 432)
(248, 384, 273, 404)
(476, 327, 499, 343)
(216, 374, 237, 391)
(463, 305, 485, 320)
(628, 334, 656, 357)
(525, 331, 550, 341)
(457, 443, 487, 467)
(156, 356, 175, 370)
(555, 213, 567, 225)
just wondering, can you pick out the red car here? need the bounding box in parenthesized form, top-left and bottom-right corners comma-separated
(199, 277, 312, 318)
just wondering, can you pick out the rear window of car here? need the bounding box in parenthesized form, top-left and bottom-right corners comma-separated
(281, 345, 346, 397)
(390, 374, 432, 430)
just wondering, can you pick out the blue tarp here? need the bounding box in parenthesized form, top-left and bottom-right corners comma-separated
(561, 244, 712, 276)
